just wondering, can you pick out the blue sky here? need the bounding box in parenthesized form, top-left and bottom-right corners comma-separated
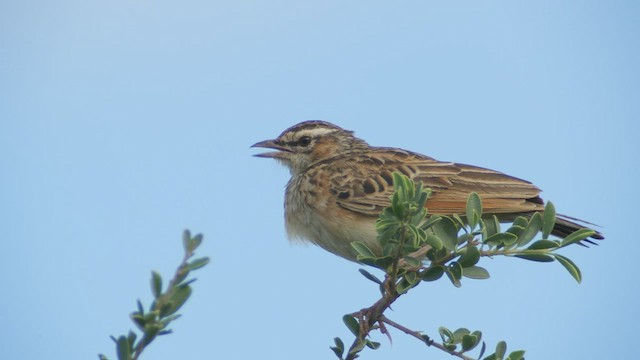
(1, 1, 638, 359)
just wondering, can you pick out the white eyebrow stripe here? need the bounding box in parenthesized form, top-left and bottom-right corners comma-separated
(299, 128, 336, 137)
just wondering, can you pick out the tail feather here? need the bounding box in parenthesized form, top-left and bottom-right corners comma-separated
(552, 215, 604, 245)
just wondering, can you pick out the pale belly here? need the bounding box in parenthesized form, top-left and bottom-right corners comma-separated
(284, 177, 380, 261)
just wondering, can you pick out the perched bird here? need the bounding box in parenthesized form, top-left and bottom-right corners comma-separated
(252, 121, 603, 262)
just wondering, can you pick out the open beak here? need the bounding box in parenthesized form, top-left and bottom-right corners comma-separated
(251, 139, 292, 159)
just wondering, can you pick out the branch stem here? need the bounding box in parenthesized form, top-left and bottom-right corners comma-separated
(380, 316, 475, 360)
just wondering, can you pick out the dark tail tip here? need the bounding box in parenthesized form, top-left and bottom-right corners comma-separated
(553, 215, 604, 247)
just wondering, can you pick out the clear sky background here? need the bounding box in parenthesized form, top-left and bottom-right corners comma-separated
(1, 1, 638, 359)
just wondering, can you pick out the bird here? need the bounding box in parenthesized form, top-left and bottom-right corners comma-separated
(252, 120, 603, 262)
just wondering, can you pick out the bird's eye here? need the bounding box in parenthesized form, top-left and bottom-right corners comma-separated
(298, 136, 312, 147)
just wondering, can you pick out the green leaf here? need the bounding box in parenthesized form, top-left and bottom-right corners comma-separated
(374, 256, 394, 270)
(430, 216, 459, 251)
(330, 337, 344, 359)
(514, 253, 555, 262)
(164, 285, 192, 316)
(151, 271, 162, 299)
(131, 313, 146, 331)
(542, 202, 556, 239)
(484, 232, 518, 247)
(452, 214, 467, 231)
(187, 257, 210, 271)
(173, 269, 190, 286)
(358, 268, 383, 285)
(403, 256, 421, 268)
(407, 224, 422, 248)
(116, 336, 131, 360)
(159, 313, 181, 327)
(482, 215, 501, 241)
(342, 315, 360, 337)
(517, 212, 542, 247)
(462, 333, 479, 352)
(142, 309, 159, 323)
(189, 233, 203, 252)
(421, 216, 442, 231)
(478, 341, 487, 359)
(142, 323, 162, 343)
(391, 190, 403, 219)
(356, 257, 377, 267)
(453, 328, 470, 343)
(98, 355, 109, 360)
(462, 266, 490, 280)
(512, 216, 528, 229)
(392, 172, 406, 191)
(561, 228, 596, 247)
(495, 341, 507, 359)
(472, 331, 483, 347)
(397, 278, 417, 294)
(505, 225, 525, 239)
(466, 192, 482, 230)
(445, 262, 462, 287)
(554, 254, 582, 283)
(351, 242, 376, 258)
(425, 233, 444, 250)
(348, 339, 367, 356)
(457, 246, 480, 268)
(366, 340, 381, 349)
(439, 326, 455, 344)
(182, 230, 191, 252)
(527, 239, 560, 250)
(421, 266, 444, 282)
(126, 331, 137, 349)
(186, 234, 202, 254)
(508, 350, 526, 360)
(404, 271, 418, 284)
(377, 224, 399, 247)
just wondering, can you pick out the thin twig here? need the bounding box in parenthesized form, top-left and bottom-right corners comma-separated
(380, 316, 475, 360)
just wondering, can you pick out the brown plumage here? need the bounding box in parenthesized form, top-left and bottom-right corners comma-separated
(253, 120, 603, 261)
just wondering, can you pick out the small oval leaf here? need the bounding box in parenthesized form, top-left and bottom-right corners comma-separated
(187, 257, 210, 271)
(508, 350, 526, 360)
(151, 271, 162, 299)
(343, 315, 360, 337)
(430, 216, 459, 251)
(422, 266, 445, 282)
(554, 254, 582, 283)
(426, 233, 444, 250)
(358, 268, 383, 285)
(457, 246, 480, 268)
(517, 212, 543, 247)
(484, 232, 518, 247)
(116, 336, 132, 360)
(514, 253, 555, 262)
(462, 334, 479, 351)
(495, 340, 507, 359)
(561, 228, 596, 247)
(466, 192, 482, 230)
(462, 266, 490, 279)
(542, 202, 556, 239)
(527, 239, 560, 250)
(351, 242, 376, 258)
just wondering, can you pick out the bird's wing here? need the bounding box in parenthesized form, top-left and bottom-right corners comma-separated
(324, 148, 545, 217)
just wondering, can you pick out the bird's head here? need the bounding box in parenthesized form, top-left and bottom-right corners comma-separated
(252, 120, 368, 175)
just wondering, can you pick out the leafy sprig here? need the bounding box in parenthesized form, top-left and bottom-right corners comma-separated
(331, 172, 594, 360)
(99, 230, 209, 360)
